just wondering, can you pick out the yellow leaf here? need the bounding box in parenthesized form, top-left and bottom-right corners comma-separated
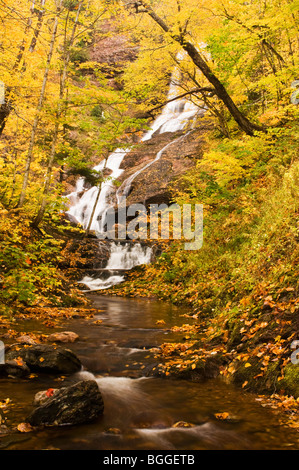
(0, 398, 11, 408)
(39, 357, 45, 362)
(191, 363, 196, 370)
(244, 362, 252, 368)
(215, 412, 229, 420)
(172, 421, 194, 428)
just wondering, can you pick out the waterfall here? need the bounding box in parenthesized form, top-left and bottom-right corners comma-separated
(67, 148, 129, 232)
(106, 242, 152, 270)
(77, 242, 152, 291)
(66, 64, 200, 291)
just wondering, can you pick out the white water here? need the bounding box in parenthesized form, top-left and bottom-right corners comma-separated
(66, 69, 199, 232)
(78, 274, 125, 291)
(77, 241, 152, 291)
(95, 376, 150, 408)
(67, 148, 129, 232)
(141, 72, 198, 141)
(106, 242, 152, 270)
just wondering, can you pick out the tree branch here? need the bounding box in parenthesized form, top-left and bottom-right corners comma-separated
(146, 86, 215, 115)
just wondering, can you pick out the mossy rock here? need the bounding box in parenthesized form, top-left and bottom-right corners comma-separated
(232, 357, 281, 394)
(155, 355, 223, 381)
(277, 363, 299, 398)
(226, 321, 243, 350)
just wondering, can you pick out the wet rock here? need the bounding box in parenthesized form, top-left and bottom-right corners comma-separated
(118, 124, 210, 208)
(0, 425, 9, 435)
(213, 412, 240, 423)
(0, 360, 30, 378)
(16, 335, 37, 345)
(150, 355, 222, 381)
(59, 239, 110, 270)
(33, 389, 60, 406)
(47, 331, 79, 343)
(27, 380, 104, 426)
(6, 344, 81, 374)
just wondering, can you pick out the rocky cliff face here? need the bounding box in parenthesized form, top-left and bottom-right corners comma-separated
(118, 115, 210, 207)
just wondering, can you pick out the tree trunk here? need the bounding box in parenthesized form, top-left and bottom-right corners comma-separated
(29, 0, 47, 53)
(32, 2, 82, 226)
(85, 184, 102, 238)
(181, 41, 263, 135)
(17, 2, 62, 208)
(137, 1, 263, 136)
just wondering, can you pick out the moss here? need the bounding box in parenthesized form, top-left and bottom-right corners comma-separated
(278, 363, 299, 398)
(232, 357, 281, 394)
(226, 321, 243, 350)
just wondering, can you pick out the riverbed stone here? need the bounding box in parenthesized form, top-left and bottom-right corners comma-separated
(16, 335, 37, 345)
(27, 380, 104, 426)
(6, 344, 81, 374)
(33, 388, 60, 406)
(47, 331, 79, 343)
(0, 359, 30, 378)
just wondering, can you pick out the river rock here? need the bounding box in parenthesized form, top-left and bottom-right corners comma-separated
(16, 335, 37, 345)
(47, 331, 79, 343)
(27, 380, 104, 426)
(33, 388, 60, 406)
(0, 359, 30, 378)
(6, 344, 81, 374)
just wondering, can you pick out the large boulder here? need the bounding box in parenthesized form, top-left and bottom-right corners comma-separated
(6, 344, 81, 374)
(27, 380, 104, 426)
(47, 331, 79, 344)
(0, 359, 30, 378)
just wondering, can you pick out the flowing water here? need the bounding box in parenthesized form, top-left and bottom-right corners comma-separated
(1, 296, 298, 450)
(65, 62, 199, 237)
(5, 56, 297, 450)
(65, 56, 202, 294)
(78, 242, 153, 291)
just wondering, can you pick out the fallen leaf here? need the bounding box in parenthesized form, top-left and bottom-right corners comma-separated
(17, 422, 34, 433)
(172, 421, 194, 428)
(15, 356, 25, 367)
(0, 398, 11, 408)
(215, 412, 230, 420)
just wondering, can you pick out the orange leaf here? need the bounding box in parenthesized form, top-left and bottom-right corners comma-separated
(215, 412, 229, 420)
(17, 422, 33, 433)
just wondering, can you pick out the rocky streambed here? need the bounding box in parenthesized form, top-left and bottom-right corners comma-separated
(0, 295, 298, 450)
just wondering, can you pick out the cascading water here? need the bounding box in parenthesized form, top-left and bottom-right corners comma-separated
(66, 63, 200, 291)
(106, 242, 152, 270)
(67, 148, 129, 232)
(78, 242, 152, 291)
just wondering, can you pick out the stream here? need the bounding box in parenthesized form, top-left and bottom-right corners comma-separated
(1, 295, 298, 450)
(2, 54, 297, 452)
